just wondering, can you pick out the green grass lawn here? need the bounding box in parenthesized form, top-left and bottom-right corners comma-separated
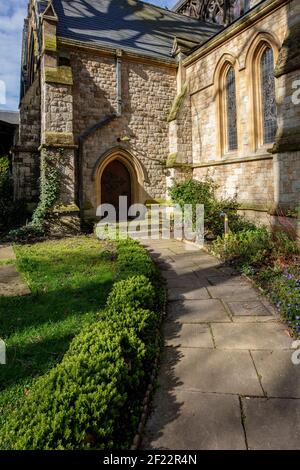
(0, 236, 116, 427)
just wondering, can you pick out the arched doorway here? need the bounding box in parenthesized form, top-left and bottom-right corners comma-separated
(101, 159, 131, 217)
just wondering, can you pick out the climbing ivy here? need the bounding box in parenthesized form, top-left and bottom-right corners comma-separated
(31, 148, 63, 226)
(9, 148, 65, 240)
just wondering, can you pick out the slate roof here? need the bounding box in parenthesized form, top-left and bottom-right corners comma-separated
(51, 0, 221, 60)
(0, 111, 19, 126)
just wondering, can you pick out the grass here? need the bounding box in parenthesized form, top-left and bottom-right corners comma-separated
(0, 236, 116, 428)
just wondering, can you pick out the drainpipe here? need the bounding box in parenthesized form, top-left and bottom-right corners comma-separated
(76, 50, 123, 220)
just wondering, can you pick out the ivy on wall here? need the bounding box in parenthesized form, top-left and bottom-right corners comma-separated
(9, 148, 66, 240)
(31, 148, 63, 226)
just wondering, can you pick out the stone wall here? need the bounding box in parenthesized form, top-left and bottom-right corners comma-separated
(179, 0, 300, 215)
(13, 74, 40, 201)
(193, 156, 274, 207)
(70, 51, 177, 215)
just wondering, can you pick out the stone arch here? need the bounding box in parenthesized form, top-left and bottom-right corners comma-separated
(245, 31, 280, 151)
(244, 31, 281, 70)
(213, 53, 241, 157)
(92, 147, 148, 208)
(213, 53, 240, 86)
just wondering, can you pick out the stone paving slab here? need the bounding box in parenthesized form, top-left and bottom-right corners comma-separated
(167, 299, 231, 323)
(163, 323, 214, 348)
(251, 350, 300, 398)
(0, 245, 16, 261)
(207, 284, 260, 301)
(168, 287, 210, 301)
(142, 239, 299, 450)
(167, 274, 206, 289)
(207, 276, 249, 287)
(242, 397, 300, 450)
(0, 265, 30, 297)
(227, 301, 271, 316)
(212, 323, 293, 350)
(158, 347, 263, 396)
(144, 391, 246, 450)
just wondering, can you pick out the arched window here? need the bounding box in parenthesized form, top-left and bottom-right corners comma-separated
(261, 47, 277, 144)
(226, 67, 238, 151)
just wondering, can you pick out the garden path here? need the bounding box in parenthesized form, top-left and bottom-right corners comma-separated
(142, 239, 300, 450)
(0, 245, 30, 297)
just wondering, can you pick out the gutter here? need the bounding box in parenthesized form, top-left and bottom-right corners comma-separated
(75, 52, 123, 219)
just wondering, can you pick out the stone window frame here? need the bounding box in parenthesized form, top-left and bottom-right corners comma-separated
(245, 32, 280, 153)
(214, 53, 241, 158)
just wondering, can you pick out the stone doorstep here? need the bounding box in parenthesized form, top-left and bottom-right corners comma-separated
(143, 391, 246, 450)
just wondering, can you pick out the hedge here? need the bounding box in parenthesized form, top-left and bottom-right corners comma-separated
(0, 239, 164, 450)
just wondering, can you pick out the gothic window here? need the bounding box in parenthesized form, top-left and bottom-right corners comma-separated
(261, 47, 277, 144)
(226, 67, 238, 151)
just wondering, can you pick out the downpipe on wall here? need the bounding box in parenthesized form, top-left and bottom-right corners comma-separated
(76, 50, 123, 221)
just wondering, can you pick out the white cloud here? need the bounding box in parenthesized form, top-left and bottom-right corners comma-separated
(0, 1, 28, 110)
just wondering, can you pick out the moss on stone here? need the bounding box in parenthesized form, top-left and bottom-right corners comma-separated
(238, 202, 272, 212)
(45, 66, 73, 85)
(270, 131, 300, 154)
(167, 83, 188, 122)
(52, 203, 80, 214)
(43, 35, 57, 53)
(166, 152, 177, 167)
(44, 132, 74, 147)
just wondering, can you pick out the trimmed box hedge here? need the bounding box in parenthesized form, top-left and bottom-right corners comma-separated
(0, 239, 164, 450)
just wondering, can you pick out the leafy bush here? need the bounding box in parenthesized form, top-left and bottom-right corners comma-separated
(269, 273, 300, 336)
(116, 239, 158, 285)
(0, 156, 27, 231)
(169, 178, 255, 238)
(0, 241, 163, 450)
(213, 227, 299, 268)
(212, 227, 272, 266)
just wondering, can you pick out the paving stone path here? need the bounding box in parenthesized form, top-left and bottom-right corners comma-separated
(142, 239, 300, 450)
(0, 245, 30, 297)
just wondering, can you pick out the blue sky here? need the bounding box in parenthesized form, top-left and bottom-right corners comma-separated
(0, 0, 175, 111)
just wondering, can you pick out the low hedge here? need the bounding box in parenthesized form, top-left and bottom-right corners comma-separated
(0, 240, 164, 450)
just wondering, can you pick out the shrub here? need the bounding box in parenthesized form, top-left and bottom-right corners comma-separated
(107, 275, 156, 312)
(0, 240, 163, 450)
(0, 156, 27, 231)
(1, 322, 146, 450)
(116, 239, 158, 285)
(269, 273, 300, 336)
(212, 227, 272, 266)
(169, 178, 255, 238)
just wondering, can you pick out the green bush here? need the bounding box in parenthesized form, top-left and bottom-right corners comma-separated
(107, 275, 156, 312)
(212, 227, 299, 268)
(212, 227, 272, 266)
(0, 156, 27, 231)
(116, 239, 158, 284)
(169, 178, 255, 238)
(0, 241, 163, 450)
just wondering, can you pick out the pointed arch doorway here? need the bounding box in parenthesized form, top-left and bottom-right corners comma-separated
(101, 159, 132, 218)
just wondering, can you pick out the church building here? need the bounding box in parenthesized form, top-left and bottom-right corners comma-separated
(13, 0, 300, 229)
